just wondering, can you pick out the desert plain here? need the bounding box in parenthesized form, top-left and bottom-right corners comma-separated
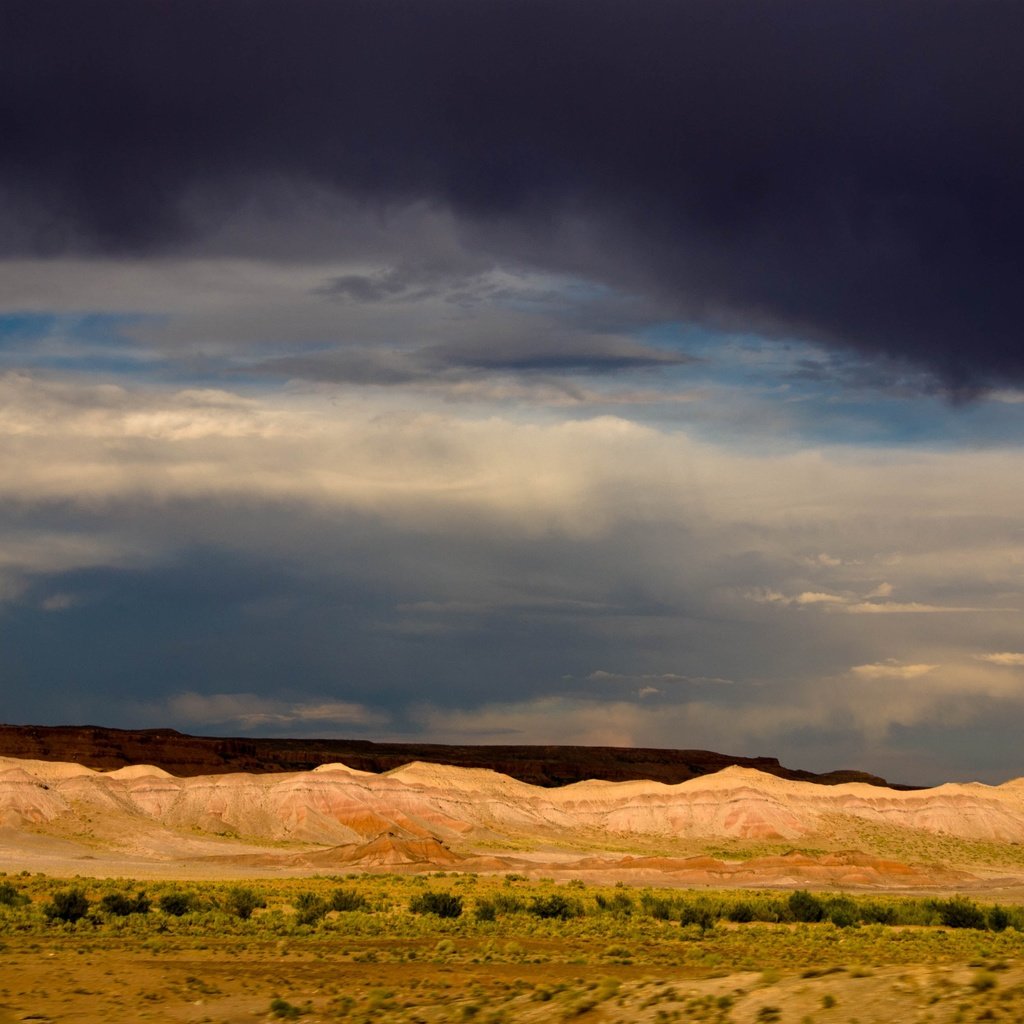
(4, 752, 1024, 1023)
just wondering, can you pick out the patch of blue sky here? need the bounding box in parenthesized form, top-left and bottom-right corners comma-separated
(606, 320, 1024, 450)
(0, 310, 169, 377)
(0, 311, 158, 347)
(0, 309, 155, 358)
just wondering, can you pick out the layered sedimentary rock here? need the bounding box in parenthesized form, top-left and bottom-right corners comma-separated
(1, 756, 1021, 851)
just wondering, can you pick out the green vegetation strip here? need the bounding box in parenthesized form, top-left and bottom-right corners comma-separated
(6, 874, 1024, 1023)
(3, 872, 1024, 959)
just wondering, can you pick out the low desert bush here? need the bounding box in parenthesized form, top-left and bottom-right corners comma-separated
(727, 901, 755, 923)
(679, 904, 716, 932)
(100, 891, 151, 916)
(932, 896, 987, 930)
(410, 891, 463, 918)
(492, 892, 525, 915)
(158, 890, 198, 916)
(44, 887, 90, 923)
(474, 899, 497, 922)
(789, 890, 825, 923)
(269, 996, 305, 1019)
(0, 881, 28, 908)
(223, 886, 265, 920)
(594, 891, 633, 915)
(329, 888, 368, 912)
(640, 894, 673, 920)
(527, 894, 583, 920)
(859, 901, 897, 925)
(824, 897, 859, 928)
(988, 904, 1010, 932)
(294, 892, 330, 927)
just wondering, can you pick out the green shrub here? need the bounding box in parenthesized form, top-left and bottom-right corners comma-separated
(329, 888, 368, 912)
(474, 899, 497, 922)
(727, 901, 754, 923)
(294, 892, 330, 926)
(640, 895, 673, 920)
(527, 894, 582, 920)
(0, 881, 28, 908)
(100, 891, 150, 916)
(224, 886, 265, 920)
(594, 892, 633, 915)
(269, 996, 304, 1019)
(888, 898, 937, 927)
(825, 897, 859, 928)
(933, 896, 986, 930)
(492, 893, 525, 915)
(679, 904, 716, 932)
(988, 904, 1010, 932)
(859, 901, 896, 925)
(44, 887, 90, 923)
(410, 891, 463, 918)
(788, 889, 825, 923)
(158, 891, 197, 916)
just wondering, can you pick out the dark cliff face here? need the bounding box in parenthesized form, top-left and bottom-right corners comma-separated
(0, 723, 909, 789)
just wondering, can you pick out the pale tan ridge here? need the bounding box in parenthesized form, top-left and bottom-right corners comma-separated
(2, 754, 1023, 885)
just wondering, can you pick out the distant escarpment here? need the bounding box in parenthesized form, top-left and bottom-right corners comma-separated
(0, 723, 908, 788)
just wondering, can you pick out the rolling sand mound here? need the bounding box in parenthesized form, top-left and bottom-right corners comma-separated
(2, 755, 1023, 885)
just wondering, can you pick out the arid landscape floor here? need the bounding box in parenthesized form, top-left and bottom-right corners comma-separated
(5, 754, 1024, 1021)
(3, 869, 1024, 1024)
(4, 929, 1024, 1023)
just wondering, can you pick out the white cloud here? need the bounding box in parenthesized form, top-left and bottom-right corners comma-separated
(851, 661, 939, 680)
(794, 591, 848, 605)
(746, 584, 985, 615)
(840, 601, 984, 614)
(977, 652, 1024, 667)
(587, 670, 732, 686)
(805, 553, 842, 567)
(166, 692, 388, 730)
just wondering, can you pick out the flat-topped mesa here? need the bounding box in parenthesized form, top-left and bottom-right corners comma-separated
(0, 723, 908, 788)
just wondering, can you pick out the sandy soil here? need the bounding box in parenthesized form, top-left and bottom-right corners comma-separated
(2, 936, 1023, 1023)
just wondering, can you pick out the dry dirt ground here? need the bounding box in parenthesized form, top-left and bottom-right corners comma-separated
(3, 935, 1024, 1024)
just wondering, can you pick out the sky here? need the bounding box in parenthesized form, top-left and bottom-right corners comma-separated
(2, 1, 1024, 785)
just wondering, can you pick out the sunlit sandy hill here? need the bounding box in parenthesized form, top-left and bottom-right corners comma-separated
(3, 755, 1024, 890)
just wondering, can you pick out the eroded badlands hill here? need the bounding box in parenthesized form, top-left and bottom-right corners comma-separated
(0, 755, 1021, 887)
(0, 723, 901, 787)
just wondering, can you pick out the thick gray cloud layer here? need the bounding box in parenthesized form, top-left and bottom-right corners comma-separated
(3, 1, 1024, 386)
(1, 373, 1023, 783)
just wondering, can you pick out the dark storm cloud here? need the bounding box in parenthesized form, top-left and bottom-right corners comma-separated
(3, 1, 1024, 386)
(253, 330, 689, 384)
